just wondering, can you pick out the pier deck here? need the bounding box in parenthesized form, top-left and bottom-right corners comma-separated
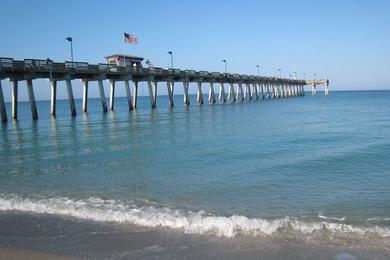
(0, 57, 329, 122)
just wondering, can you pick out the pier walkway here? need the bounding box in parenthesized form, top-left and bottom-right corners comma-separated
(0, 57, 329, 122)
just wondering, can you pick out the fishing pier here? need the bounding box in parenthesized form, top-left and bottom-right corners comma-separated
(0, 57, 329, 122)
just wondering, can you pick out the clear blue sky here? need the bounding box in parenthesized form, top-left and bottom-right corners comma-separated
(1, 0, 389, 101)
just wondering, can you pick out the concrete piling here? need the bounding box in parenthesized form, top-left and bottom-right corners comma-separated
(109, 80, 115, 111)
(208, 82, 216, 104)
(66, 79, 76, 117)
(132, 81, 138, 110)
(82, 80, 88, 112)
(98, 79, 108, 112)
(227, 83, 236, 102)
(219, 82, 226, 103)
(196, 82, 203, 104)
(26, 79, 38, 120)
(183, 81, 190, 105)
(50, 80, 57, 116)
(167, 81, 175, 107)
(11, 80, 18, 120)
(0, 80, 7, 122)
(124, 80, 133, 111)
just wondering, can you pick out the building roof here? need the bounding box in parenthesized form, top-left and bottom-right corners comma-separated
(105, 54, 144, 61)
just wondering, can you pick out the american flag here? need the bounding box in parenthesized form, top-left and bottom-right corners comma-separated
(145, 59, 153, 68)
(124, 33, 138, 44)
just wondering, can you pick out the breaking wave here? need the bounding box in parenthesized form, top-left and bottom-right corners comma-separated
(0, 193, 389, 238)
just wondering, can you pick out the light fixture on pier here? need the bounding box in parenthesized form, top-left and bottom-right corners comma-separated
(65, 36, 73, 63)
(314, 73, 317, 81)
(256, 65, 260, 77)
(222, 59, 227, 73)
(278, 68, 281, 78)
(167, 51, 173, 69)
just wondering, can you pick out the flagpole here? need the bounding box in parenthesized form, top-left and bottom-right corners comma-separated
(123, 33, 126, 67)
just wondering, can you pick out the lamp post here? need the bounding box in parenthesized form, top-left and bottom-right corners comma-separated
(278, 68, 281, 78)
(65, 36, 73, 63)
(303, 73, 306, 80)
(222, 59, 227, 73)
(167, 51, 173, 69)
(256, 65, 260, 77)
(294, 71, 297, 80)
(314, 73, 317, 81)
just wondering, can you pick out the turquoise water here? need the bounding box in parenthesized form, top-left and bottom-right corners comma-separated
(0, 90, 390, 238)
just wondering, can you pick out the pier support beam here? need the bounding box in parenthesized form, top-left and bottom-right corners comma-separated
(227, 83, 236, 102)
(124, 80, 133, 111)
(243, 83, 249, 100)
(254, 83, 259, 100)
(11, 80, 18, 120)
(109, 80, 115, 111)
(50, 80, 57, 116)
(26, 79, 38, 120)
(183, 81, 190, 105)
(236, 83, 244, 102)
(218, 82, 226, 103)
(259, 83, 264, 99)
(268, 84, 272, 99)
(132, 81, 138, 110)
(208, 82, 216, 104)
(98, 79, 108, 112)
(197, 82, 204, 104)
(82, 80, 88, 112)
(312, 84, 317, 96)
(147, 77, 157, 108)
(271, 84, 276, 99)
(0, 80, 7, 122)
(167, 81, 175, 107)
(66, 79, 76, 117)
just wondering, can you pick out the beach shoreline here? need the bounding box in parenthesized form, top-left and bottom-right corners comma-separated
(0, 211, 389, 260)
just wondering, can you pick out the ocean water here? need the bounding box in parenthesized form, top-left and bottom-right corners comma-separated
(0, 90, 390, 242)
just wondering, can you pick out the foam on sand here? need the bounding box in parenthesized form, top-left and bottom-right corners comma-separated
(0, 193, 389, 238)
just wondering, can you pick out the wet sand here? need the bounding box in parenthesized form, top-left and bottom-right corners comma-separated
(0, 211, 389, 260)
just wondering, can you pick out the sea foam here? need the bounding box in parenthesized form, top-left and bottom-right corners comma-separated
(0, 193, 389, 238)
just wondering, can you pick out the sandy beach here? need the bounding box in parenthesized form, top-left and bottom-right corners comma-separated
(0, 211, 389, 260)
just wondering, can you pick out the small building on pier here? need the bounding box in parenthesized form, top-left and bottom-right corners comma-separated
(104, 54, 144, 67)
